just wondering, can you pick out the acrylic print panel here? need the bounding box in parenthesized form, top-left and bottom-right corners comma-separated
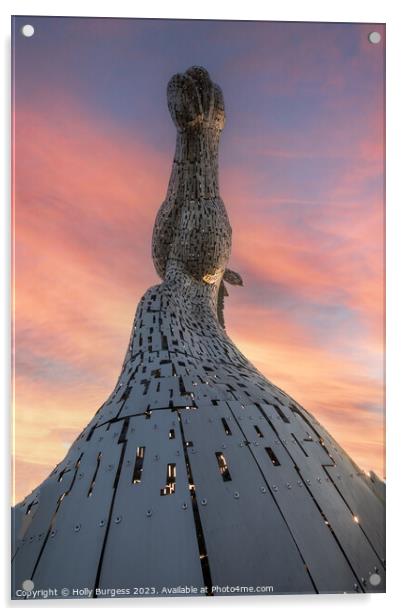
(11, 16, 385, 599)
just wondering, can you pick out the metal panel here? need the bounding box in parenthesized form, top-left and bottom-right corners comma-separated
(180, 404, 315, 593)
(266, 410, 385, 591)
(324, 463, 385, 561)
(227, 402, 359, 592)
(31, 424, 123, 591)
(99, 411, 204, 592)
(12, 452, 81, 593)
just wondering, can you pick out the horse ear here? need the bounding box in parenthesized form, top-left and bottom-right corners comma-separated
(223, 269, 243, 286)
(217, 282, 227, 328)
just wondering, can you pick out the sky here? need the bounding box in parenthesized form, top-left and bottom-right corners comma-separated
(12, 17, 385, 504)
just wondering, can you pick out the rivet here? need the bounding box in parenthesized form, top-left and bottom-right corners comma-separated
(146, 509, 153, 517)
(201, 498, 207, 506)
(182, 503, 188, 510)
(107, 464, 114, 471)
(260, 487, 267, 494)
(50, 530, 56, 538)
(99, 520, 105, 527)
(273, 485, 278, 492)
(354, 583, 359, 591)
(239, 442, 244, 448)
(74, 523, 81, 533)
(154, 454, 160, 461)
(234, 492, 240, 499)
(287, 483, 292, 490)
(126, 460, 132, 466)
(78, 473, 83, 479)
(297, 480, 302, 487)
(115, 516, 122, 524)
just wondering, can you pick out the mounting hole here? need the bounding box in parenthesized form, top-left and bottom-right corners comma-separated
(21, 24, 35, 38)
(369, 573, 381, 586)
(368, 31, 381, 44)
(22, 579, 34, 592)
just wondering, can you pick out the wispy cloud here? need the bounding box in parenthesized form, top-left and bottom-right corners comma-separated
(12, 18, 385, 503)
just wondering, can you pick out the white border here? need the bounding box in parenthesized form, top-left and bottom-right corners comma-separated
(1, 0, 401, 613)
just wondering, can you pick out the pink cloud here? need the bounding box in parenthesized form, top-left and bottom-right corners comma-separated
(12, 89, 385, 504)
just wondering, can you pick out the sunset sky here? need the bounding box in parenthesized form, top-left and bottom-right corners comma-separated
(12, 17, 385, 503)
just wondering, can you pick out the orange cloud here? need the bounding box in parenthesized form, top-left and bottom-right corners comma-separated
(12, 92, 385, 505)
(13, 101, 169, 503)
